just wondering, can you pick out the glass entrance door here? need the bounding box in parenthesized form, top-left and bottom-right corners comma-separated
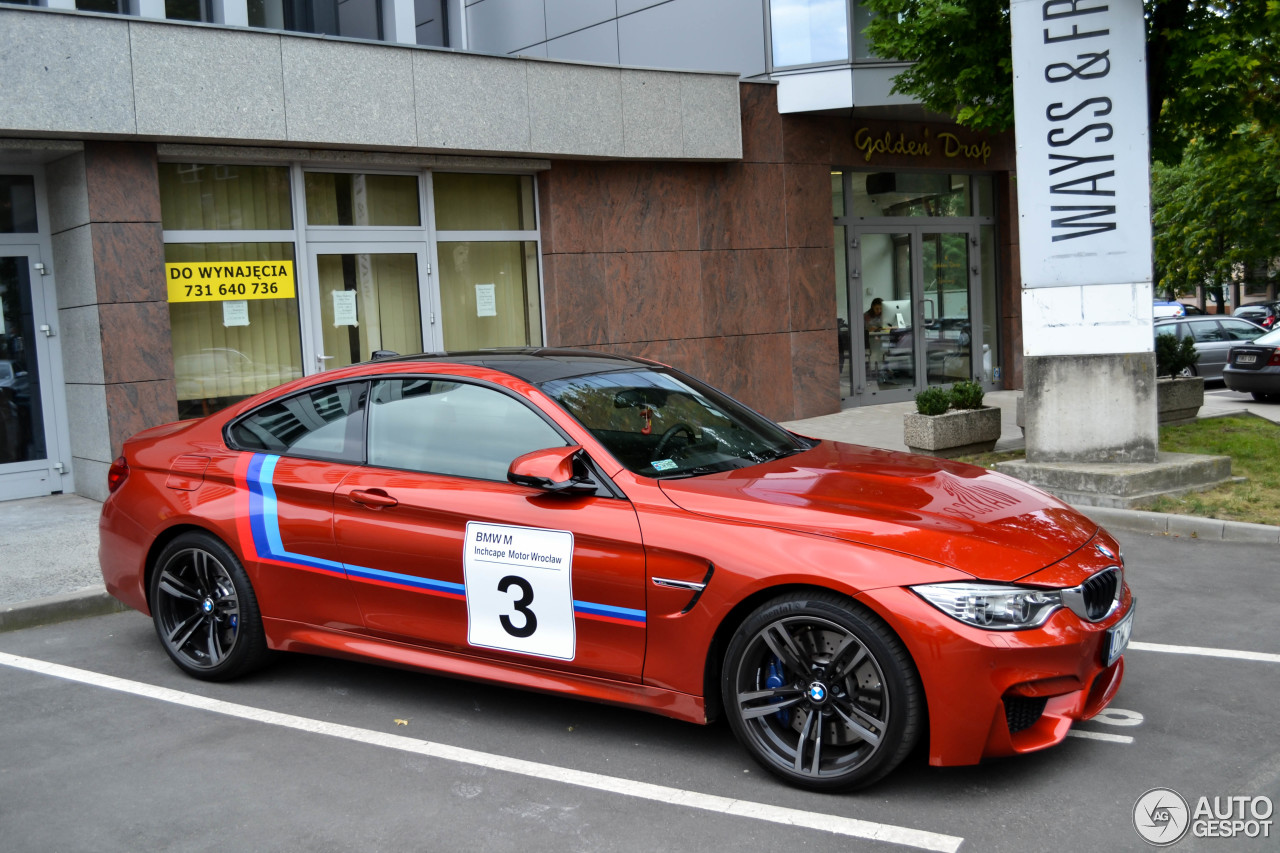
(307, 243, 433, 370)
(0, 246, 65, 500)
(849, 227, 978, 404)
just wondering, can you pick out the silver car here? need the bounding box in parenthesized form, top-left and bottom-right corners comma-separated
(1154, 316, 1267, 381)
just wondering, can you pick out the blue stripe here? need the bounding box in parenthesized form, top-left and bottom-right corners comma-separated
(244, 453, 644, 623)
(345, 564, 466, 596)
(247, 454, 347, 576)
(573, 600, 647, 623)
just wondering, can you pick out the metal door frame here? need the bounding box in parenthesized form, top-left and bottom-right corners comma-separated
(0, 164, 73, 499)
(847, 223, 983, 406)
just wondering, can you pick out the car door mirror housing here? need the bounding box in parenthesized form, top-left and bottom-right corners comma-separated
(508, 445, 597, 493)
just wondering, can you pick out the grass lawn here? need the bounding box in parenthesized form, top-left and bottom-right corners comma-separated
(957, 415, 1280, 527)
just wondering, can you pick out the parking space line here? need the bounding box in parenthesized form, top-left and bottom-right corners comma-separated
(0, 652, 963, 853)
(1130, 641, 1280, 664)
(1066, 730, 1133, 744)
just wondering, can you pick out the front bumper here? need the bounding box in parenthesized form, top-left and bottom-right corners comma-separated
(857, 582, 1133, 767)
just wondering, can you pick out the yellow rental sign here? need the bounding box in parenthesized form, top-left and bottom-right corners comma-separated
(166, 261, 296, 303)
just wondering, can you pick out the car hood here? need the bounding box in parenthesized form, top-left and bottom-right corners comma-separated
(658, 441, 1097, 582)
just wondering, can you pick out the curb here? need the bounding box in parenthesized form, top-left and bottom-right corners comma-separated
(0, 587, 130, 634)
(1075, 505, 1280, 545)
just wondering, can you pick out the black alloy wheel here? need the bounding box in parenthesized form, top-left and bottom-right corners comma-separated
(722, 592, 922, 790)
(150, 532, 268, 681)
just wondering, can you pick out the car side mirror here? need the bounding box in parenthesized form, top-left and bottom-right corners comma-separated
(507, 445, 597, 494)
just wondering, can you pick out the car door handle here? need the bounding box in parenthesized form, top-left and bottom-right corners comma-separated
(349, 488, 398, 509)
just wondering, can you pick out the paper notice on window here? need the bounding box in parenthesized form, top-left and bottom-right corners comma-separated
(475, 284, 497, 317)
(333, 290, 358, 326)
(221, 300, 250, 327)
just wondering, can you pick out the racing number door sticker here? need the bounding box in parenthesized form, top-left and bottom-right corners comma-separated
(464, 522, 576, 660)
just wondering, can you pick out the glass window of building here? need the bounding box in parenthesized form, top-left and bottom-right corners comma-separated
(305, 173, 421, 227)
(161, 163, 302, 420)
(165, 242, 304, 420)
(433, 174, 541, 351)
(249, 0, 381, 39)
(0, 175, 37, 233)
(770, 0, 849, 68)
(165, 0, 209, 22)
(160, 164, 293, 231)
(415, 0, 448, 47)
(850, 172, 971, 218)
(76, 0, 125, 12)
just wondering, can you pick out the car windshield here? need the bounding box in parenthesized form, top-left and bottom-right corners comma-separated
(539, 367, 812, 478)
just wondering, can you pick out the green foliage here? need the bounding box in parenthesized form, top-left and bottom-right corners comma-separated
(1154, 332, 1199, 378)
(915, 386, 952, 415)
(861, 1, 1280, 164)
(1152, 127, 1280, 307)
(950, 380, 985, 409)
(862, 0, 1013, 133)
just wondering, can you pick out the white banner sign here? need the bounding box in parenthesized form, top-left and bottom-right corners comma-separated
(1011, 0, 1152, 289)
(464, 522, 575, 661)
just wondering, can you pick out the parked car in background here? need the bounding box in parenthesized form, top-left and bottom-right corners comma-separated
(1154, 316, 1267, 381)
(1223, 326, 1280, 402)
(1231, 302, 1280, 330)
(1153, 301, 1185, 319)
(1179, 303, 1206, 315)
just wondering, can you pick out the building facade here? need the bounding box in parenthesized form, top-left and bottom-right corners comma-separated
(0, 1, 1021, 501)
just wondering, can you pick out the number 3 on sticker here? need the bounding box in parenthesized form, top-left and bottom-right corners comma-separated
(463, 522, 575, 660)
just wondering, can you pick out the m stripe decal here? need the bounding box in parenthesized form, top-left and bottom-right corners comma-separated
(240, 454, 644, 625)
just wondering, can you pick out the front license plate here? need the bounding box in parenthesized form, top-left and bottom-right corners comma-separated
(1105, 608, 1134, 666)
(1237, 354, 1258, 364)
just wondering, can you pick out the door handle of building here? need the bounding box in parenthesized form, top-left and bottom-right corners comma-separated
(316, 353, 335, 367)
(350, 489, 398, 509)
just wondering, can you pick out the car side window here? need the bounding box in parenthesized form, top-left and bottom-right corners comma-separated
(227, 382, 368, 462)
(1188, 320, 1224, 342)
(1220, 319, 1262, 341)
(367, 378, 566, 481)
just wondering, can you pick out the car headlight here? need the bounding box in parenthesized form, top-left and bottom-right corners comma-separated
(911, 583, 1062, 630)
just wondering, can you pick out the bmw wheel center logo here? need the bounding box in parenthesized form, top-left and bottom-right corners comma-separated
(807, 682, 828, 704)
(202, 598, 215, 614)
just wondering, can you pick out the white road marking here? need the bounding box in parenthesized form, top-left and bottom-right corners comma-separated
(1066, 730, 1134, 744)
(0, 651, 963, 853)
(1129, 641, 1280, 664)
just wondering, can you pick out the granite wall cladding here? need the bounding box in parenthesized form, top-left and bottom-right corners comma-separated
(538, 82, 840, 421)
(54, 141, 175, 495)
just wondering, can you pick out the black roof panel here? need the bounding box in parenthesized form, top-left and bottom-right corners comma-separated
(377, 348, 660, 385)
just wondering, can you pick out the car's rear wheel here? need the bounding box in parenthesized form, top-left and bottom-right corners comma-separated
(721, 592, 922, 791)
(150, 532, 268, 681)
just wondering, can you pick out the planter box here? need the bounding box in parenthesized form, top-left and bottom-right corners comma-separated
(904, 406, 1002, 458)
(1157, 376, 1204, 425)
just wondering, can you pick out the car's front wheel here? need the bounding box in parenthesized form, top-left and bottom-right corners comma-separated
(721, 591, 922, 790)
(149, 531, 268, 681)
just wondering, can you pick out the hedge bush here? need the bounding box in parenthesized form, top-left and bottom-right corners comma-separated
(950, 380, 985, 410)
(915, 386, 951, 415)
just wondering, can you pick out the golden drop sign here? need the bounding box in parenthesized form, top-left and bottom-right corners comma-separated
(166, 261, 296, 303)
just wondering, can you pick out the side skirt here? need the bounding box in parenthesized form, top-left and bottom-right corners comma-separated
(263, 617, 708, 725)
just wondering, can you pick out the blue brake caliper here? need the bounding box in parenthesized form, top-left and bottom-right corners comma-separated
(765, 656, 791, 726)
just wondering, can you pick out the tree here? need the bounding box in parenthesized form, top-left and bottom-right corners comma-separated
(1151, 128, 1280, 310)
(862, 0, 1280, 164)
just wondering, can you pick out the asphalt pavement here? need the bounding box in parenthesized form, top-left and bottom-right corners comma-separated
(1, 532, 1275, 852)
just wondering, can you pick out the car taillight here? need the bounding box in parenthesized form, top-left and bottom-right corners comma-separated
(107, 456, 129, 493)
(1269, 350, 1280, 367)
